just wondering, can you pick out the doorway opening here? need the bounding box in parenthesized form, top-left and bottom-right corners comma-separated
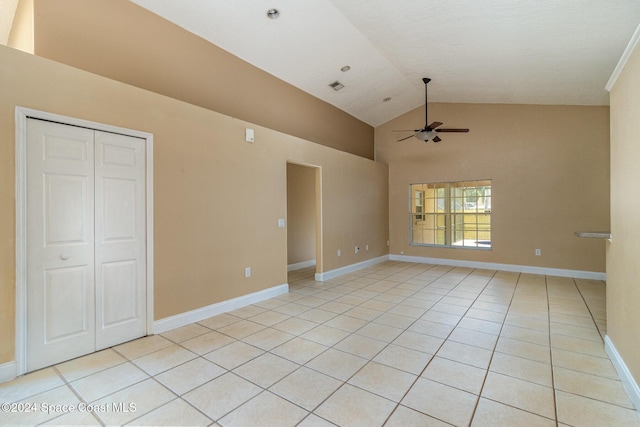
(286, 162, 322, 280)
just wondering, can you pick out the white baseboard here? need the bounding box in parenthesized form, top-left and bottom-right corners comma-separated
(153, 283, 289, 334)
(315, 255, 389, 281)
(605, 335, 640, 412)
(389, 254, 606, 281)
(288, 259, 316, 272)
(0, 360, 17, 384)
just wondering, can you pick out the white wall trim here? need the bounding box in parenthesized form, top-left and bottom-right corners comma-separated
(605, 335, 640, 413)
(288, 259, 316, 272)
(0, 361, 17, 384)
(388, 254, 606, 281)
(14, 107, 154, 376)
(145, 137, 155, 336)
(315, 255, 389, 281)
(606, 23, 640, 92)
(153, 283, 289, 334)
(14, 107, 28, 378)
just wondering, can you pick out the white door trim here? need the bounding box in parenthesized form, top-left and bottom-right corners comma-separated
(14, 107, 154, 376)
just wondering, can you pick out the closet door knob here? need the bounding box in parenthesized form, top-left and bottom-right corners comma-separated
(60, 253, 70, 260)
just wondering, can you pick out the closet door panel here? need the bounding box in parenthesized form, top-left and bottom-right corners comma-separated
(26, 119, 96, 372)
(94, 131, 147, 349)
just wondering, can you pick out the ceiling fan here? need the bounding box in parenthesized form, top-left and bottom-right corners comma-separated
(395, 78, 469, 143)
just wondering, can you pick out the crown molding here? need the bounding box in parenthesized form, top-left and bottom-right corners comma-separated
(606, 24, 640, 92)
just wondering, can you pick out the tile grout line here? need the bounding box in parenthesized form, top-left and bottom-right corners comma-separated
(8, 263, 635, 426)
(221, 262, 431, 425)
(158, 262, 430, 425)
(471, 273, 560, 425)
(550, 278, 638, 413)
(85, 338, 217, 425)
(572, 277, 606, 343)
(547, 275, 561, 427)
(153, 267, 540, 424)
(281, 262, 465, 425)
(155, 329, 269, 424)
(107, 347, 213, 425)
(461, 270, 518, 426)
(381, 266, 500, 426)
(51, 365, 107, 427)
(287, 263, 455, 423)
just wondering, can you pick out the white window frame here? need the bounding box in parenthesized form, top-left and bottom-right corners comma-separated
(409, 179, 491, 249)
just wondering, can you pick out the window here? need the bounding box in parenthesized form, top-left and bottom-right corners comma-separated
(410, 180, 491, 248)
(414, 190, 424, 221)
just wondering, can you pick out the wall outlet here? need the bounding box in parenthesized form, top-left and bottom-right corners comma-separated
(365, 244, 369, 251)
(355, 246, 360, 253)
(245, 267, 251, 277)
(278, 218, 285, 228)
(535, 249, 541, 256)
(337, 249, 341, 257)
(387, 240, 390, 246)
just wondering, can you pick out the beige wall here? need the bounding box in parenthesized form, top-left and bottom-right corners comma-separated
(0, 45, 389, 365)
(376, 103, 610, 272)
(607, 40, 640, 387)
(287, 163, 317, 266)
(30, 0, 374, 159)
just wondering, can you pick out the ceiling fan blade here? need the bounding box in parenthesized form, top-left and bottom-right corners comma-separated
(435, 128, 470, 133)
(392, 129, 421, 132)
(428, 121, 443, 129)
(433, 136, 442, 143)
(397, 134, 416, 142)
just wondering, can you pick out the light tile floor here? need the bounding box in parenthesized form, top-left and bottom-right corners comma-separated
(2, 261, 639, 426)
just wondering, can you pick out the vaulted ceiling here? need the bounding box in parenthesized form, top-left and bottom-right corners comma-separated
(133, 1, 639, 126)
(0, 0, 19, 44)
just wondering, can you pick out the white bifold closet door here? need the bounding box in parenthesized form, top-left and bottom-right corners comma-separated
(26, 118, 146, 372)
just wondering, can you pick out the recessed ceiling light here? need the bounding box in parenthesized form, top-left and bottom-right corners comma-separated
(266, 8, 280, 19)
(383, 97, 392, 102)
(341, 66, 351, 72)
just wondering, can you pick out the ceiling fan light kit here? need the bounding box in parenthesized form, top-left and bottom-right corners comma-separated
(396, 78, 470, 143)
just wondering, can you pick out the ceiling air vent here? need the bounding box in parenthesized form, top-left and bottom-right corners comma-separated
(329, 81, 345, 91)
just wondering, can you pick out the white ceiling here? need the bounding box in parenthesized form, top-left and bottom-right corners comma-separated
(131, 0, 640, 127)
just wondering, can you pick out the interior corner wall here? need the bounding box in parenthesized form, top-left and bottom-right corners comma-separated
(376, 102, 610, 273)
(31, 0, 374, 159)
(607, 39, 640, 389)
(0, 45, 389, 366)
(287, 163, 316, 266)
(7, 0, 33, 53)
